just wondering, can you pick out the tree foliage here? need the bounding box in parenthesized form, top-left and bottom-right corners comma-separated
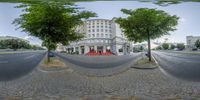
(116, 8, 179, 42)
(13, 0, 96, 50)
(176, 43, 185, 50)
(116, 8, 179, 61)
(195, 39, 200, 49)
(170, 44, 176, 49)
(0, 39, 44, 50)
(162, 43, 169, 50)
(13, 0, 96, 61)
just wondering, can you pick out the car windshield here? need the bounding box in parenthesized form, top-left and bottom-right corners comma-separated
(0, 0, 200, 100)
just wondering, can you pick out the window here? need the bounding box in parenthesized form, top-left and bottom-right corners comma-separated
(97, 29, 99, 32)
(97, 33, 99, 37)
(101, 29, 103, 32)
(119, 47, 123, 52)
(105, 26, 107, 28)
(101, 33, 104, 37)
(97, 26, 99, 28)
(88, 30, 91, 32)
(109, 30, 112, 33)
(101, 26, 103, 28)
(105, 29, 108, 32)
(110, 34, 112, 38)
(92, 26, 95, 28)
(92, 29, 95, 32)
(88, 34, 91, 38)
(105, 34, 108, 38)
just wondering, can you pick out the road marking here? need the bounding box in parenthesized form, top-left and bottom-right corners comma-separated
(0, 61, 8, 64)
(24, 55, 37, 60)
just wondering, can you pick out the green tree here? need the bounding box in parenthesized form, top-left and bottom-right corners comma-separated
(176, 43, 185, 50)
(116, 8, 178, 61)
(170, 44, 176, 50)
(195, 39, 200, 49)
(13, 0, 96, 62)
(162, 43, 169, 50)
(156, 46, 162, 50)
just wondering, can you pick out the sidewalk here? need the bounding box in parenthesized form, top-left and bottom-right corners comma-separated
(0, 62, 199, 100)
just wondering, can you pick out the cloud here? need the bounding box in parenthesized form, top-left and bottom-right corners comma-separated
(24, 36, 33, 40)
(179, 17, 186, 23)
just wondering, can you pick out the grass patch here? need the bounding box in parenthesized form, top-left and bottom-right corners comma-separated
(132, 56, 158, 69)
(41, 57, 66, 69)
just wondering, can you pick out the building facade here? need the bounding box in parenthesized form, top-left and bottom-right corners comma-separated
(56, 19, 131, 55)
(186, 36, 200, 48)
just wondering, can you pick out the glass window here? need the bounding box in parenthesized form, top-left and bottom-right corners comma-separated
(88, 30, 91, 32)
(105, 26, 107, 28)
(92, 29, 95, 32)
(105, 34, 108, 38)
(101, 26, 103, 28)
(92, 26, 95, 28)
(101, 33, 104, 37)
(105, 29, 108, 32)
(101, 29, 103, 32)
(88, 34, 91, 38)
(97, 29, 99, 32)
(92, 34, 95, 38)
(97, 34, 99, 37)
(97, 26, 99, 28)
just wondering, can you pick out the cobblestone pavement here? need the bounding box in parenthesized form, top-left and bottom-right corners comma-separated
(0, 64, 200, 100)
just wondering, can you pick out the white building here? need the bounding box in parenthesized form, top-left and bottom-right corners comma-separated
(186, 36, 200, 48)
(57, 19, 132, 55)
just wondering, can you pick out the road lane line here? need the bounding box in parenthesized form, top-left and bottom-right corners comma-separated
(0, 61, 8, 64)
(24, 55, 37, 60)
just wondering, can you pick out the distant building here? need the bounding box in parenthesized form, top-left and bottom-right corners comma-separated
(186, 36, 200, 48)
(56, 18, 132, 55)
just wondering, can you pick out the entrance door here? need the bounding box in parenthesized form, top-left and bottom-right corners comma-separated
(97, 46, 103, 55)
(80, 46, 84, 54)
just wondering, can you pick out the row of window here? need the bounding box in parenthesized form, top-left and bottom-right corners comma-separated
(88, 29, 112, 33)
(87, 20, 111, 25)
(84, 39, 111, 44)
(87, 25, 111, 28)
(88, 33, 112, 38)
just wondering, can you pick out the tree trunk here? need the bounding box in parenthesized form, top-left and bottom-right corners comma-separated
(147, 32, 151, 61)
(47, 48, 50, 62)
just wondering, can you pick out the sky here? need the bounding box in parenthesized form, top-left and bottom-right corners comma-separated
(0, 1, 200, 45)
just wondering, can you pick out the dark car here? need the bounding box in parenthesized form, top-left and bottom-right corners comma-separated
(192, 48, 198, 51)
(48, 52, 55, 57)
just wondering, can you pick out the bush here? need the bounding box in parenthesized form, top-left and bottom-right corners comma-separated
(176, 43, 185, 50)
(162, 43, 169, 50)
(170, 44, 176, 50)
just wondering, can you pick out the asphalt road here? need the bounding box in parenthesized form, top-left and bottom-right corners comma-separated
(56, 53, 142, 69)
(0, 51, 46, 81)
(153, 51, 200, 81)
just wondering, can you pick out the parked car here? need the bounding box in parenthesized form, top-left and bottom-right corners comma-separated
(192, 48, 198, 51)
(48, 52, 55, 57)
